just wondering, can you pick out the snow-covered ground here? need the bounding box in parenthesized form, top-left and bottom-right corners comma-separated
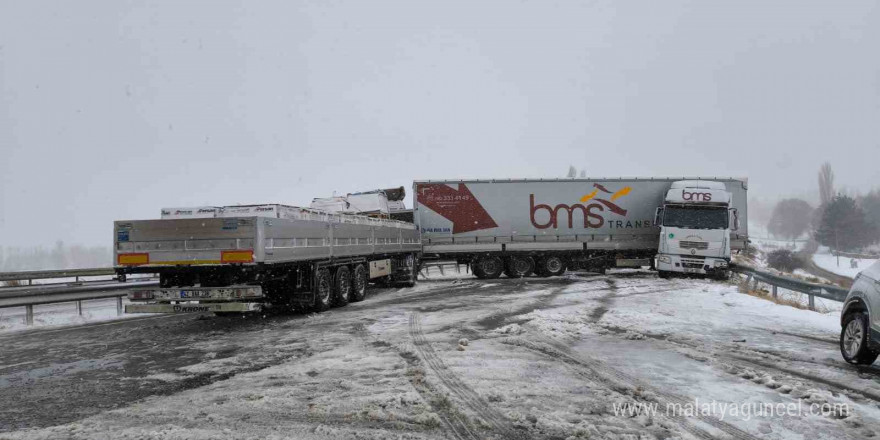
(3, 271, 879, 440)
(812, 252, 877, 280)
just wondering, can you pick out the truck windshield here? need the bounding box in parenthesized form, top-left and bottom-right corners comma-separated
(663, 206, 728, 230)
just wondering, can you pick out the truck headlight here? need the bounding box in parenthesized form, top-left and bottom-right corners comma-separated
(659, 255, 672, 264)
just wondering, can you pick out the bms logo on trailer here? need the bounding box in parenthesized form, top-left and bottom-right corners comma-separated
(530, 183, 632, 229)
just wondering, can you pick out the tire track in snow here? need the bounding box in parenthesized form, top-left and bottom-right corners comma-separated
(507, 334, 761, 440)
(409, 312, 525, 440)
(349, 322, 475, 440)
(620, 329, 880, 404)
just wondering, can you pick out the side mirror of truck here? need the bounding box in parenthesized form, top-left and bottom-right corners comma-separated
(654, 207, 663, 226)
(730, 208, 739, 231)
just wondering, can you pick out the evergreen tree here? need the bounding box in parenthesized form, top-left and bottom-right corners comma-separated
(815, 195, 876, 251)
(858, 190, 880, 243)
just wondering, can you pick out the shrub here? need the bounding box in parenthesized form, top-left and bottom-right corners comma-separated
(766, 249, 803, 273)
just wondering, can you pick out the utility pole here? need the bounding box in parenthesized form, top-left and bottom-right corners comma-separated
(835, 230, 840, 267)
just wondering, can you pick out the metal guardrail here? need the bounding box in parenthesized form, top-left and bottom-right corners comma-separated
(0, 267, 119, 284)
(0, 281, 160, 325)
(730, 262, 849, 309)
(832, 250, 879, 260)
(0, 267, 158, 325)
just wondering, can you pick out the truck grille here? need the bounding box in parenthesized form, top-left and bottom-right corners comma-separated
(680, 256, 706, 269)
(680, 241, 709, 250)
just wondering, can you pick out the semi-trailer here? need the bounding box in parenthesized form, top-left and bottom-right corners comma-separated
(116, 176, 747, 315)
(116, 204, 420, 314)
(413, 177, 747, 280)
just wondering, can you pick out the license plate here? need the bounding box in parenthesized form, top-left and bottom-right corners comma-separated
(179, 290, 214, 299)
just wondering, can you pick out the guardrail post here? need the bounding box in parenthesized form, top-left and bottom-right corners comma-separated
(76, 300, 83, 316)
(809, 294, 815, 311)
(117, 296, 123, 316)
(25, 305, 34, 325)
(456, 264, 461, 274)
(439, 265, 445, 276)
(772, 285, 778, 299)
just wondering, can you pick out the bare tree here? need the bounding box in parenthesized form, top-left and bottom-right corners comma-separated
(579, 169, 586, 178)
(566, 165, 577, 178)
(818, 162, 835, 206)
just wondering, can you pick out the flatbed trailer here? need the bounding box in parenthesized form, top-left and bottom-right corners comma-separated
(115, 206, 420, 313)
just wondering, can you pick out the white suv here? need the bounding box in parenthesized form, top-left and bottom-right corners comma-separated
(840, 260, 880, 365)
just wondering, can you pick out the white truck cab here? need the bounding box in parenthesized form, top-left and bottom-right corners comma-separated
(655, 180, 739, 279)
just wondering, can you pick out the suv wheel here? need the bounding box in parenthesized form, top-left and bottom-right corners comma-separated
(841, 312, 879, 365)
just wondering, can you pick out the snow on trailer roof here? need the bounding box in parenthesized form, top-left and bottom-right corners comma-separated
(414, 177, 748, 188)
(669, 180, 729, 190)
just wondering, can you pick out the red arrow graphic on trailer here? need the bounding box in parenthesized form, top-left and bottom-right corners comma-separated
(417, 184, 498, 234)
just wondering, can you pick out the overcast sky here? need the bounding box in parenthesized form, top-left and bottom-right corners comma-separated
(1, 0, 878, 247)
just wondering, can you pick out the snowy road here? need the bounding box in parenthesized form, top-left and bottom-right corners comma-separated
(2, 272, 880, 439)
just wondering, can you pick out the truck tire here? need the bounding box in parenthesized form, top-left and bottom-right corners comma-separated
(351, 264, 368, 302)
(474, 255, 504, 279)
(504, 256, 534, 278)
(333, 266, 351, 307)
(658, 270, 671, 279)
(841, 312, 879, 365)
(537, 255, 566, 277)
(314, 269, 332, 312)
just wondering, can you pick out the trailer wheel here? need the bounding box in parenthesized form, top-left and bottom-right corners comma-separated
(504, 256, 534, 278)
(351, 264, 368, 302)
(474, 255, 504, 279)
(314, 269, 332, 312)
(333, 266, 351, 307)
(537, 255, 566, 277)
